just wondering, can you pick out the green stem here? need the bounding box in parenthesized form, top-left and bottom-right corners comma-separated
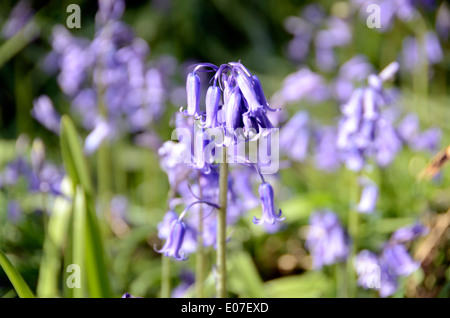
(336, 262, 347, 298)
(195, 172, 205, 298)
(160, 255, 171, 298)
(216, 147, 228, 298)
(347, 174, 360, 298)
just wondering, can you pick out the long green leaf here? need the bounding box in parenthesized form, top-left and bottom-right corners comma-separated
(59, 115, 111, 297)
(36, 186, 72, 297)
(228, 250, 266, 298)
(0, 250, 34, 298)
(60, 115, 93, 194)
(264, 271, 332, 298)
(72, 186, 87, 298)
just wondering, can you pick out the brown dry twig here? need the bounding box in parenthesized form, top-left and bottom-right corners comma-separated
(418, 145, 450, 181)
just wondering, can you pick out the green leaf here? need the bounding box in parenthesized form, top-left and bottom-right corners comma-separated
(72, 186, 87, 298)
(60, 115, 93, 194)
(84, 192, 112, 298)
(59, 115, 111, 297)
(36, 183, 72, 297)
(0, 250, 35, 298)
(228, 250, 266, 298)
(264, 271, 332, 298)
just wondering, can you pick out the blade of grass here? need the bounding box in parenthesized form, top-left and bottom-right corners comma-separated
(84, 191, 112, 298)
(60, 115, 93, 194)
(0, 250, 34, 298)
(36, 187, 72, 297)
(60, 115, 111, 297)
(72, 186, 87, 298)
(228, 250, 266, 298)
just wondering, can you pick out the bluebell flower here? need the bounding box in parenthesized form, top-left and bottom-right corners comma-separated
(96, 0, 125, 26)
(48, 1, 174, 151)
(357, 178, 378, 214)
(1, 0, 34, 39)
(381, 243, 419, 277)
(185, 72, 201, 117)
(171, 270, 195, 298)
(31, 95, 61, 135)
(355, 220, 425, 297)
(391, 223, 428, 244)
(1, 157, 31, 186)
(7, 201, 22, 224)
(337, 62, 402, 171)
(408, 128, 441, 152)
(200, 85, 221, 128)
(397, 113, 441, 152)
(334, 55, 374, 102)
(29, 161, 65, 197)
(436, 4, 450, 40)
(157, 210, 178, 240)
(306, 210, 350, 268)
(84, 120, 112, 155)
(313, 126, 340, 172)
(121, 293, 140, 298)
(253, 182, 284, 226)
(314, 17, 351, 71)
(401, 32, 443, 72)
(181, 61, 279, 145)
(285, 4, 350, 71)
(156, 219, 188, 261)
(271, 67, 327, 107)
(279, 111, 309, 162)
(231, 168, 259, 211)
(355, 250, 380, 290)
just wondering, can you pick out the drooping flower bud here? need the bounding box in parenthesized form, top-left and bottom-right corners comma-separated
(201, 85, 221, 128)
(253, 182, 284, 225)
(186, 72, 201, 116)
(156, 219, 188, 261)
(252, 74, 280, 112)
(235, 68, 262, 115)
(357, 178, 378, 214)
(225, 88, 243, 131)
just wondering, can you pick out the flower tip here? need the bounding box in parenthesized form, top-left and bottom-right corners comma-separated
(277, 209, 285, 220)
(252, 216, 263, 225)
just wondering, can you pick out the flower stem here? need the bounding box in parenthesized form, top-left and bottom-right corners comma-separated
(217, 147, 228, 298)
(195, 172, 205, 298)
(335, 262, 347, 298)
(347, 174, 360, 298)
(160, 255, 171, 298)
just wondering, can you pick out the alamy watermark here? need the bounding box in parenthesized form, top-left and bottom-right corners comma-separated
(66, 264, 81, 289)
(66, 4, 81, 29)
(366, 4, 381, 29)
(168, 125, 280, 174)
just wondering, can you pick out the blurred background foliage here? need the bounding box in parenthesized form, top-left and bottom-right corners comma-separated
(0, 0, 449, 298)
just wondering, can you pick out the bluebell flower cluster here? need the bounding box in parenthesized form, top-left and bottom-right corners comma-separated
(1, 0, 35, 39)
(306, 210, 350, 269)
(182, 61, 280, 142)
(155, 61, 285, 260)
(355, 222, 427, 297)
(274, 56, 441, 177)
(284, 4, 352, 71)
(337, 61, 402, 171)
(0, 138, 66, 223)
(34, 0, 175, 154)
(401, 32, 443, 72)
